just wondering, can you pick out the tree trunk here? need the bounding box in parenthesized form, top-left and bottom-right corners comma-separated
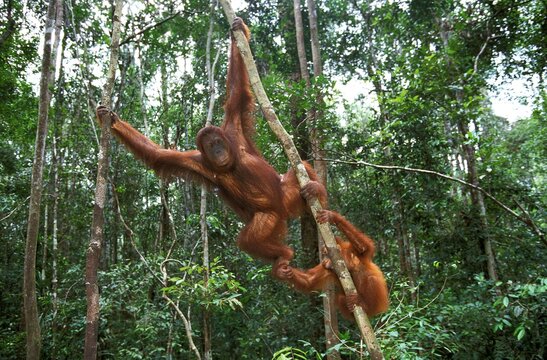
(306, 0, 322, 76)
(136, 42, 150, 136)
(40, 0, 64, 288)
(394, 190, 416, 294)
(41, 201, 48, 282)
(134, 39, 150, 256)
(50, 105, 62, 358)
(306, 2, 342, 354)
(456, 117, 499, 281)
(200, 185, 212, 360)
(413, 232, 421, 278)
(157, 61, 171, 250)
(295, 0, 340, 356)
(202, 3, 218, 356)
(84, 1, 123, 359)
(294, 0, 310, 87)
(23, 0, 57, 357)
(51, 15, 65, 356)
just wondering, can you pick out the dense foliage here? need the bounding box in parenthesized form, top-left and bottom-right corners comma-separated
(0, 0, 545, 358)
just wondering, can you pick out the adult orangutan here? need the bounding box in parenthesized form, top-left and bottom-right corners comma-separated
(285, 210, 388, 319)
(95, 17, 326, 279)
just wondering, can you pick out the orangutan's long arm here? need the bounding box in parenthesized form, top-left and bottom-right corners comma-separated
(96, 106, 215, 183)
(318, 210, 375, 257)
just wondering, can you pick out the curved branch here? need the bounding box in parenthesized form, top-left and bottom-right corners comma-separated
(162, 294, 202, 360)
(326, 158, 545, 243)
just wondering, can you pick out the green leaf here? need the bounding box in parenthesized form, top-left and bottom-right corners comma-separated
(515, 326, 526, 341)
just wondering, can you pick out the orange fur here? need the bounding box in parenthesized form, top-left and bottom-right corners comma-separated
(95, 18, 327, 280)
(286, 210, 389, 319)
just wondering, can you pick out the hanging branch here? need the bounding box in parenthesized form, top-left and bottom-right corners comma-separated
(218, 1, 384, 359)
(329, 158, 546, 244)
(84, 1, 123, 359)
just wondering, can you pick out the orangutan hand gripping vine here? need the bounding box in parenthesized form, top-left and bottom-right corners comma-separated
(95, 18, 326, 279)
(286, 210, 389, 319)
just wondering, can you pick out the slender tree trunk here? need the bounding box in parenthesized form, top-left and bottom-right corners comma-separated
(200, 185, 212, 359)
(51, 18, 65, 357)
(50, 110, 61, 359)
(306, 0, 322, 76)
(41, 200, 48, 282)
(48, 0, 64, 89)
(111, 183, 119, 264)
(444, 120, 462, 197)
(39, 0, 64, 287)
(394, 190, 416, 295)
(135, 39, 150, 255)
(157, 61, 171, 251)
(23, 0, 57, 357)
(294, 0, 340, 356)
(413, 233, 421, 278)
(306, 3, 341, 355)
(456, 117, 498, 281)
(84, 1, 123, 358)
(166, 316, 175, 358)
(294, 0, 310, 87)
(202, 3, 218, 356)
(136, 41, 150, 136)
(292, 1, 316, 270)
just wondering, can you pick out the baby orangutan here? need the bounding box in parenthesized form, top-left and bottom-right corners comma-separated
(286, 210, 388, 319)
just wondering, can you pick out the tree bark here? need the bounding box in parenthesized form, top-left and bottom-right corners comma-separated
(23, 0, 57, 357)
(84, 1, 123, 359)
(291, 1, 325, 348)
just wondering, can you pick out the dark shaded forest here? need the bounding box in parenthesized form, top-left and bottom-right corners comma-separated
(0, 0, 545, 358)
